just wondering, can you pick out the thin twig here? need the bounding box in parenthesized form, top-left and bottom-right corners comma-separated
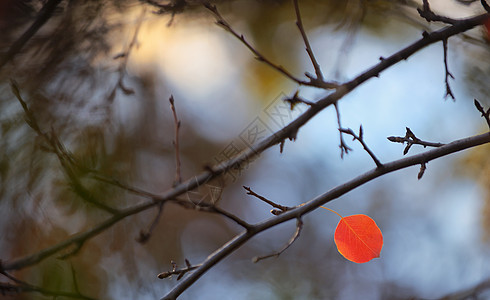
(482, 0, 490, 12)
(334, 102, 352, 158)
(284, 91, 316, 110)
(442, 39, 455, 100)
(109, 7, 147, 101)
(169, 95, 182, 186)
(293, 0, 324, 81)
(388, 127, 445, 155)
(0, 0, 63, 70)
(243, 186, 292, 213)
(158, 259, 201, 280)
(474, 99, 490, 129)
(170, 198, 251, 228)
(208, 205, 251, 229)
(252, 218, 303, 263)
(136, 202, 165, 244)
(417, 0, 459, 25)
(88, 173, 162, 199)
(0, 271, 95, 300)
(340, 126, 383, 168)
(203, 2, 338, 90)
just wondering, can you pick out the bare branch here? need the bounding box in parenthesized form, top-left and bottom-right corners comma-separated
(136, 202, 165, 244)
(4, 11, 490, 294)
(252, 218, 303, 263)
(340, 126, 383, 168)
(203, 2, 338, 90)
(108, 7, 147, 101)
(388, 127, 445, 155)
(161, 132, 490, 300)
(334, 103, 352, 158)
(482, 0, 490, 12)
(293, 0, 323, 81)
(283, 91, 316, 110)
(205, 205, 251, 229)
(243, 186, 292, 214)
(169, 95, 182, 186)
(158, 260, 201, 280)
(442, 39, 455, 100)
(417, 0, 459, 25)
(0, 271, 95, 300)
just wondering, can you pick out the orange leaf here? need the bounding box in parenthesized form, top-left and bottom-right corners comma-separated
(334, 214, 383, 263)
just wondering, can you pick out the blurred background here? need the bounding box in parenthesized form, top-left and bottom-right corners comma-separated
(1, 0, 490, 299)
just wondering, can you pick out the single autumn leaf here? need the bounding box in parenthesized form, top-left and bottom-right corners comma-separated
(334, 214, 383, 263)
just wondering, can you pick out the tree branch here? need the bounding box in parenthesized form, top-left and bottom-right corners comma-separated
(243, 186, 292, 214)
(252, 217, 303, 263)
(108, 7, 146, 101)
(388, 127, 445, 155)
(442, 38, 455, 99)
(3, 9, 489, 295)
(340, 126, 383, 168)
(293, 0, 324, 81)
(161, 132, 490, 300)
(0, 270, 96, 300)
(474, 99, 490, 129)
(169, 95, 182, 186)
(334, 102, 352, 158)
(203, 2, 338, 89)
(0, 0, 63, 70)
(417, 0, 459, 25)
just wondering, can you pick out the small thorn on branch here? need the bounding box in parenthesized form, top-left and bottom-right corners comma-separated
(418, 162, 427, 180)
(252, 218, 303, 263)
(279, 140, 285, 153)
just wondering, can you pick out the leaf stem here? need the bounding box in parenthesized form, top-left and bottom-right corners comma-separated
(320, 206, 343, 219)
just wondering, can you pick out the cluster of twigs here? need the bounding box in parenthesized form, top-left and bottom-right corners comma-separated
(1, 0, 490, 300)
